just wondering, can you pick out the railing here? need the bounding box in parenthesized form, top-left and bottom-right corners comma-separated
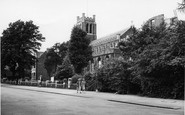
(86, 79, 97, 91)
(2, 80, 77, 89)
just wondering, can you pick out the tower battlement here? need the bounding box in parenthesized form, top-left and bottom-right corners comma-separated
(77, 13, 96, 23)
(76, 13, 97, 42)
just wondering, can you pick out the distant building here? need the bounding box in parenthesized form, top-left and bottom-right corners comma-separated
(31, 52, 49, 81)
(36, 52, 49, 81)
(76, 13, 134, 73)
(144, 14, 178, 28)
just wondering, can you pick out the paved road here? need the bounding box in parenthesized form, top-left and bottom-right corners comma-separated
(1, 85, 184, 115)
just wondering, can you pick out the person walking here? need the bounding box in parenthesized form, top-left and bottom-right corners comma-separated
(68, 78, 72, 89)
(77, 78, 82, 93)
(81, 78, 86, 93)
(38, 75, 42, 87)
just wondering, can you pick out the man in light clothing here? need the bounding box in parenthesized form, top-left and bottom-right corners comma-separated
(81, 78, 86, 92)
(77, 78, 82, 93)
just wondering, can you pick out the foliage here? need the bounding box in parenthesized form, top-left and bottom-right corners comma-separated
(95, 58, 140, 94)
(55, 55, 74, 80)
(44, 41, 69, 78)
(118, 21, 185, 99)
(68, 26, 92, 74)
(53, 41, 69, 64)
(83, 72, 97, 91)
(178, 0, 185, 12)
(1, 20, 45, 80)
(44, 48, 61, 78)
(58, 42, 69, 61)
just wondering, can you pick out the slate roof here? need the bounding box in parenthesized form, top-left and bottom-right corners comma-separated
(90, 27, 130, 46)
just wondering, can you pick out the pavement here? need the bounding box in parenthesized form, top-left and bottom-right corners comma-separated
(1, 83, 184, 111)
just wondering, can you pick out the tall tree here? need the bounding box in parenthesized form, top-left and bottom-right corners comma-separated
(44, 48, 60, 78)
(55, 55, 74, 80)
(118, 21, 185, 99)
(58, 41, 69, 64)
(44, 41, 69, 79)
(68, 26, 92, 74)
(1, 20, 45, 80)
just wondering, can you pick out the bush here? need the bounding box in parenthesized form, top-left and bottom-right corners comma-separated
(139, 73, 184, 99)
(83, 72, 97, 91)
(95, 58, 140, 94)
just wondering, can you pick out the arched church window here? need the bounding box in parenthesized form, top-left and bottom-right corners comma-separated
(98, 57, 101, 61)
(98, 57, 102, 68)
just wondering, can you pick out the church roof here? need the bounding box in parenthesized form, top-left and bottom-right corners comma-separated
(36, 52, 44, 58)
(90, 27, 130, 46)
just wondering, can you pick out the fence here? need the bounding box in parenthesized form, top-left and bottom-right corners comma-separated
(3, 80, 77, 89)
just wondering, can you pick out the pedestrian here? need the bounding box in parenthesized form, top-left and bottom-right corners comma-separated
(39, 75, 42, 87)
(63, 81, 65, 88)
(81, 78, 86, 93)
(68, 78, 72, 89)
(77, 78, 82, 93)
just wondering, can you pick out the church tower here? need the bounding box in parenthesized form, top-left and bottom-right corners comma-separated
(76, 13, 97, 42)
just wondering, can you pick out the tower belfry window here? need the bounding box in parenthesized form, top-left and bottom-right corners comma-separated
(90, 24, 92, 33)
(86, 23, 89, 33)
(76, 13, 97, 41)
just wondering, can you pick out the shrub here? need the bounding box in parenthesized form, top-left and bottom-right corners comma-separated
(95, 58, 140, 94)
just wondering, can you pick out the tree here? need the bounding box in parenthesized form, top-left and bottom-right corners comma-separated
(178, 0, 185, 12)
(55, 55, 74, 80)
(44, 41, 69, 79)
(44, 48, 60, 78)
(68, 26, 92, 74)
(58, 41, 69, 64)
(1, 20, 45, 81)
(118, 21, 185, 99)
(95, 58, 138, 94)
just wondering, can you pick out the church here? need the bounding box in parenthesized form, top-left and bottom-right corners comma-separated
(76, 13, 134, 73)
(31, 13, 178, 80)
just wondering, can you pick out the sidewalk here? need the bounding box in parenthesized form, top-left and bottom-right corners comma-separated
(2, 84, 184, 110)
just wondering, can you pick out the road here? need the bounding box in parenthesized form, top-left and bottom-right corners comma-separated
(1, 85, 184, 115)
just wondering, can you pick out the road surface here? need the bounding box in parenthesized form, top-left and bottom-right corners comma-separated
(1, 85, 184, 115)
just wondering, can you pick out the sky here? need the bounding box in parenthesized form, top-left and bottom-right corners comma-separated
(0, 0, 184, 52)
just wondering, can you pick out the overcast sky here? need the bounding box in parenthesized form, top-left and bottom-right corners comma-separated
(0, 0, 184, 51)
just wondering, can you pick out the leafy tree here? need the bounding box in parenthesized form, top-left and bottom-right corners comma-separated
(1, 20, 45, 81)
(68, 26, 92, 74)
(95, 58, 139, 94)
(44, 48, 61, 78)
(58, 41, 69, 63)
(52, 42, 67, 65)
(118, 21, 185, 99)
(44, 41, 69, 79)
(55, 55, 74, 80)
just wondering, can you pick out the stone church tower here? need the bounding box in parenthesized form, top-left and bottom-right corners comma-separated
(76, 13, 97, 42)
(75, 13, 134, 73)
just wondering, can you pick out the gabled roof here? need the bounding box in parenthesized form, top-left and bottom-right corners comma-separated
(36, 52, 44, 58)
(90, 27, 131, 46)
